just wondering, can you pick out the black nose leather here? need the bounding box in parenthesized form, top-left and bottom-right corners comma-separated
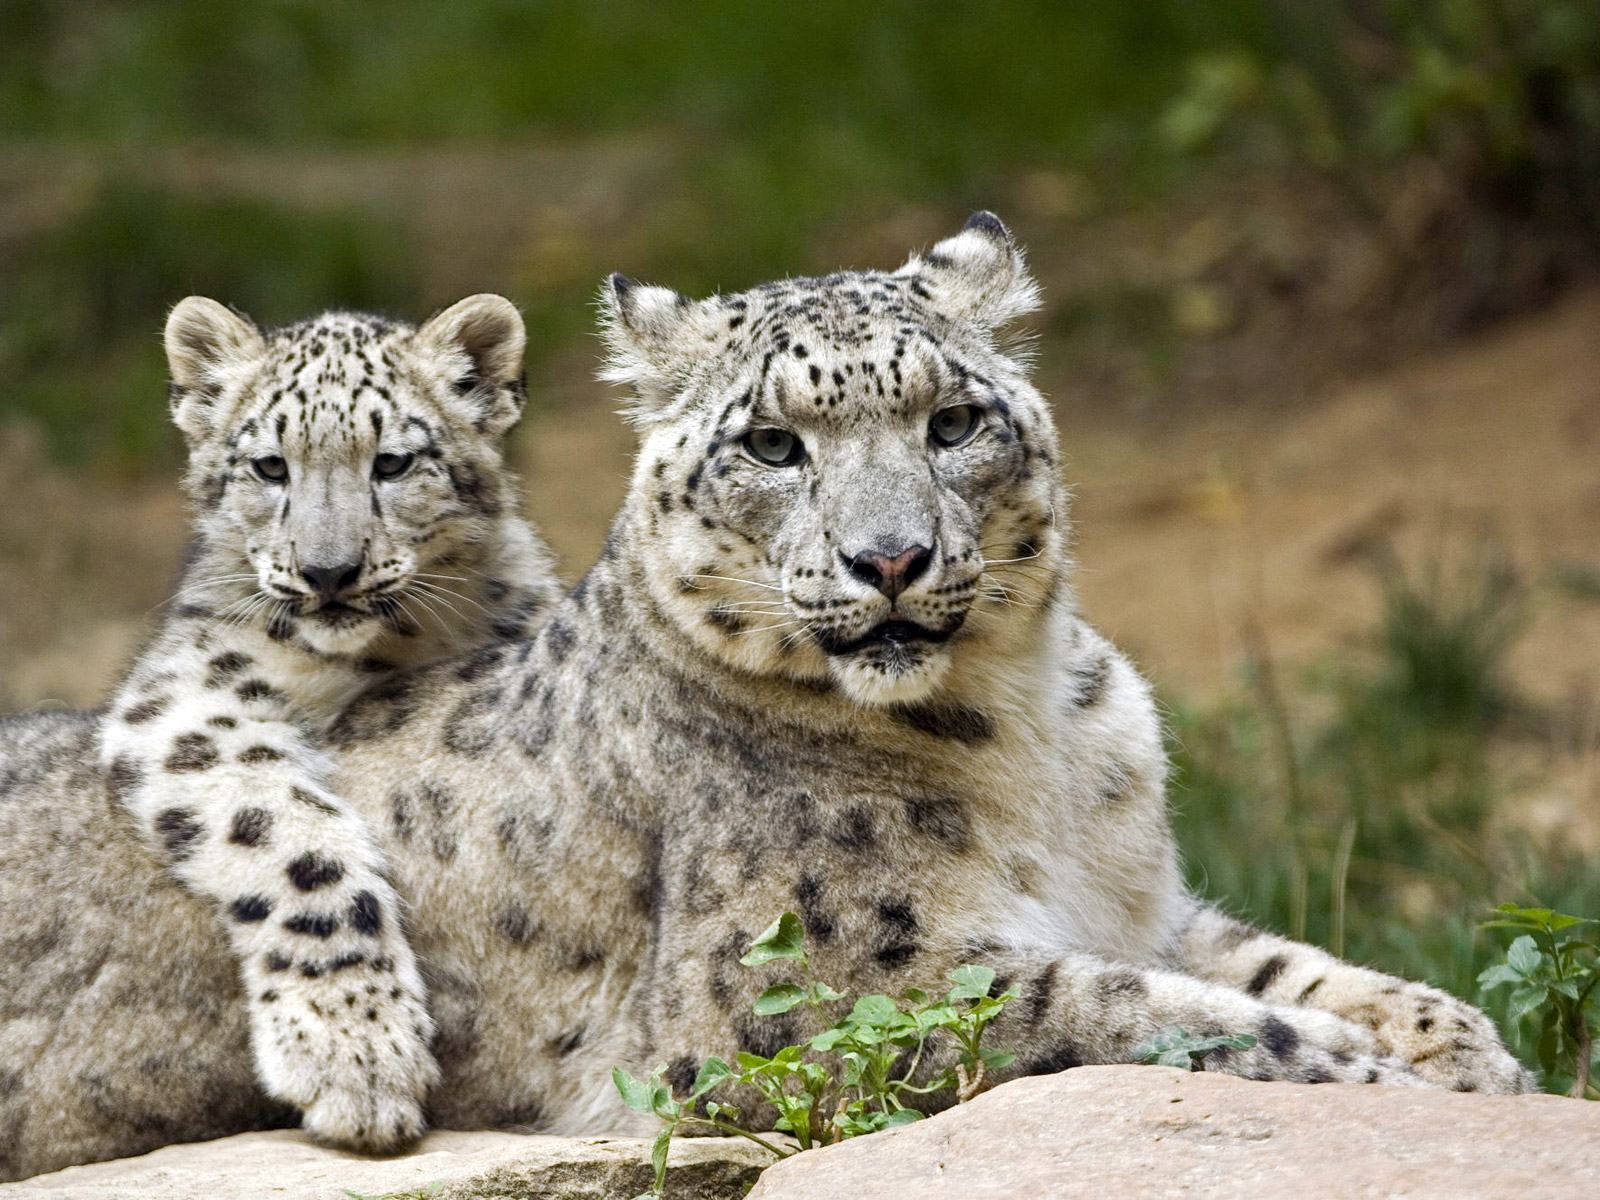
(842, 545, 932, 601)
(300, 560, 363, 600)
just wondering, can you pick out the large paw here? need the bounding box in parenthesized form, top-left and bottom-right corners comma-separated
(1227, 1004, 1433, 1087)
(251, 954, 440, 1152)
(1354, 981, 1536, 1094)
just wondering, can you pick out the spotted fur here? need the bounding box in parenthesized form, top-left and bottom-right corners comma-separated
(0, 217, 1529, 1181)
(96, 295, 560, 1155)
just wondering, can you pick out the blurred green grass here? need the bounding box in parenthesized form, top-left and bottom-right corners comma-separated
(4, 1, 1597, 465)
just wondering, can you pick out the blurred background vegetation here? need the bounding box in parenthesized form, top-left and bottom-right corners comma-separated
(1, 0, 1597, 1089)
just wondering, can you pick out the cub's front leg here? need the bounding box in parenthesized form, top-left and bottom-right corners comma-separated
(102, 650, 439, 1150)
(1174, 903, 1536, 1094)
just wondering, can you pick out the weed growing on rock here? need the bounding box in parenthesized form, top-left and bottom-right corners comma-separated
(1133, 1026, 1258, 1071)
(614, 912, 1019, 1200)
(1479, 904, 1599, 1099)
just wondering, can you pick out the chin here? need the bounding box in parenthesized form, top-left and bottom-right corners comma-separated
(831, 647, 953, 706)
(294, 611, 384, 656)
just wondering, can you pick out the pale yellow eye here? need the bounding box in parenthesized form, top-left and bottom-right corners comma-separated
(252, 455, 288, 483)
(744, 427, 804, 466)
(373, 451, 415, 480)
(930, 405, 979, 447)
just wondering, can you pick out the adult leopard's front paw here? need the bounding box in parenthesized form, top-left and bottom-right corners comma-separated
(1361, 982, 1536, 1094)
(1234, 1005, 1433, 1088)
(251, 954, 440, 1152)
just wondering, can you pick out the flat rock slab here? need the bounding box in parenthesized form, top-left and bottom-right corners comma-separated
(752, 1065, 1599, 1200)
(0, 1129, 769, 1200)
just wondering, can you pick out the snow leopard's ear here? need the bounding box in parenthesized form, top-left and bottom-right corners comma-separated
(165, 296, 265, 444)
(897, 211, 1040, 332)
(597, 273, 721, 420)
(417, 294, 528, 437)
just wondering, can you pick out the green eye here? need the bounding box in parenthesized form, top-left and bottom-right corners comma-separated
(744, 427, 805, 467)
(373, 451, 415, 480)
(252, 455, 288, 483)
(930, 405, 980, 447)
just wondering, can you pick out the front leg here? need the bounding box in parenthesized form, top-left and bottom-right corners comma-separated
(1172, 902, 1536, 1094)
(970, 949, 1425, 1089)
(102, 666, 439, 1150)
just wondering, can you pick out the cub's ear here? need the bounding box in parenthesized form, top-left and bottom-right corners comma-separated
(165, 297, 264, 444)
(418, 294, 528, 437)
(598, 273, 720, 419)
(898, 211, 1040, 332)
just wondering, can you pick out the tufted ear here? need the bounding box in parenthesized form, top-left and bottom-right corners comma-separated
(598, 273, 720, 419)
(898, 211, 1040, 331)
(165, 296, 265, 444)
(418, 294, 527, 437)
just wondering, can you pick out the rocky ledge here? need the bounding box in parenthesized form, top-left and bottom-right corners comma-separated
(3, 1066, 1594, 1199)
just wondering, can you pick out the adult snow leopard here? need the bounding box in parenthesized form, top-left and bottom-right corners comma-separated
(0, 215, 1530, 1181)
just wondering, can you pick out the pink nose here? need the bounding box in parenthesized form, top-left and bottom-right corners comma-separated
(843, 545, 932, 600)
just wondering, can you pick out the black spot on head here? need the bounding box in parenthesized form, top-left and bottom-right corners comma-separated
(229, 806, 273, 847)
(165, 732, 220, 772)
(349, 890, 382, 935)
(1259, 1015, 1301, 1059)
(1417, 1016, 1434, 1033)
(237, 744, 286, 764)
(154, 807, 203, 859)
(287, 852, 345, 892)
(1246, 955, 1289, 997)
(265, 951, 292, 972)
(230, 895, 273, 923)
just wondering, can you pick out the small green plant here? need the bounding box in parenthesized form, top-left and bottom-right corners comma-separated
(613, 912, 1019, 1199)
(1478, 903, 1599, 1099)
(1133, 1025, 1258, 1071)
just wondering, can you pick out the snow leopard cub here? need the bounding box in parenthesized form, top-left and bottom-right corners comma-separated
(100, 294, 559, 1150)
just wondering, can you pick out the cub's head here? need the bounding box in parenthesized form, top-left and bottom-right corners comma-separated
(167, 294, 527, 654)
(604, 213, 1065, 705)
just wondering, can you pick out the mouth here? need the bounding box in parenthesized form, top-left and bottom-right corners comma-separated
(306, 600, 372, 625)
(812, 614, 962, 657)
